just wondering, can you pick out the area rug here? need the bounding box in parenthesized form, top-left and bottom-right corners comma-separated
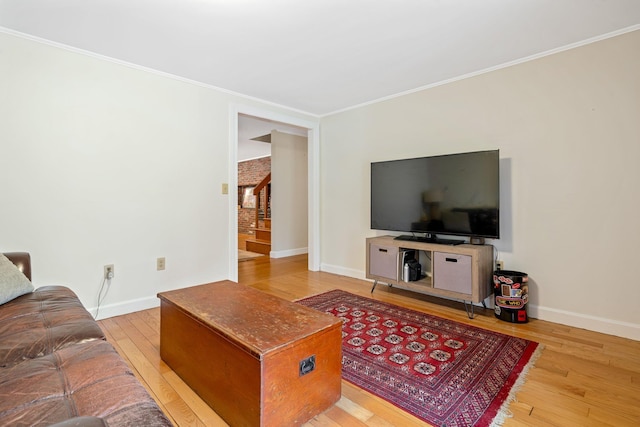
(238, 249, 264, 262)
(296, 290, 542, 427)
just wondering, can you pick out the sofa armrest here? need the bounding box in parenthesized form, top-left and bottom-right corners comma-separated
(2, 252, 31, 281)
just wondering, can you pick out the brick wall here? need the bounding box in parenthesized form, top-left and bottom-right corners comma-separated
(238, 156, 271, 234)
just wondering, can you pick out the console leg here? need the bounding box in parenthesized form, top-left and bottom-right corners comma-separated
(371, 280, 378, 294)
(463, 301, 475, 319)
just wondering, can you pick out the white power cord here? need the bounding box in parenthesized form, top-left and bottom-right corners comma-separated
(95, 275, 111, 319)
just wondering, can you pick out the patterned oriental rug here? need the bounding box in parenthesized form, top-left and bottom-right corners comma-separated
(296, 290, 542, 427)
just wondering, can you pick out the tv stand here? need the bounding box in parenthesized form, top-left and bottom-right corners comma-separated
(366, 236, 493, 318)
(394, 235, 465, 245)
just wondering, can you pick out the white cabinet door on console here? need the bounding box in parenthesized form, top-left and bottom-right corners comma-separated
(433, 252, 472, 294)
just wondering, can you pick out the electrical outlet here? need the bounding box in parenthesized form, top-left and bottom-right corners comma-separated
(157, 257, 166, 271)
(104, 264, 114, 280)
(496, 260, 504, 271)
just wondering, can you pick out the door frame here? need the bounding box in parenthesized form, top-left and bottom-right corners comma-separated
(228, 104, 320, 281)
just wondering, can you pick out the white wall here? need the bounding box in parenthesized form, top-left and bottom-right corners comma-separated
(0, 31, 314, 317)
(271, 131, 308, 257)
(3, 27, 639, 340)
(319, 30, 640, 340)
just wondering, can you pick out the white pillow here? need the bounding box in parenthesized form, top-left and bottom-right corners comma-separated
(0, 254, 35, 305)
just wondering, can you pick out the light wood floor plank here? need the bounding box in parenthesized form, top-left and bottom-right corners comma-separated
(322, 404, 370, 426)
(162, 370, 228, 427)
(334, 397, 374, 423)
(98, 254, 640, 426)
(340, 382, 425, 427)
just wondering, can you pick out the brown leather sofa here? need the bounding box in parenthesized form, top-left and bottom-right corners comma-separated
(0, 252, 172, 426)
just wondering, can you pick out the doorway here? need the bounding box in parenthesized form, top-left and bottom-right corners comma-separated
(228, 105, 320, 282)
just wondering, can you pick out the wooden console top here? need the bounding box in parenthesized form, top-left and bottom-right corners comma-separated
(157, 281, 340, 359)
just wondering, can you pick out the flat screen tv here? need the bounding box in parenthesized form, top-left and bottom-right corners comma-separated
(370, 150, 499, 244)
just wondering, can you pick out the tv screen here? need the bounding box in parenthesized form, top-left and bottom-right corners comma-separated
(371, 150, 499, 240)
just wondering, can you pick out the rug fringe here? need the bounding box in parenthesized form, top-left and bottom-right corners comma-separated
(489, 343, 545, 427)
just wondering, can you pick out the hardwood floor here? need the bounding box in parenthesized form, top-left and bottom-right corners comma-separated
(238, 233, 252, 251)
(98, 255, 640, 426)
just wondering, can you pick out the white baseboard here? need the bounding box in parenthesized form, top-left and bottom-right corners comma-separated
(270, 247, 308, 259)
(90, 295, 160, 320)
(91, 266, 640, 341)
(528, 304, 640, 341)
(320, 263, 366, 280)
(320, 264, 640, 341)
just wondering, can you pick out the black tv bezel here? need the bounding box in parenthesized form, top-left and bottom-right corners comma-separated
(370, 149, 500, 241)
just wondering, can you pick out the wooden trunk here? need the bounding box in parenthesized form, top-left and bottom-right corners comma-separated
(158, 281, 342, 426)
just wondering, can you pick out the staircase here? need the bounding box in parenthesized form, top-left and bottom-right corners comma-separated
(245, 173, 271, 255)
(246, 218, 271, 255)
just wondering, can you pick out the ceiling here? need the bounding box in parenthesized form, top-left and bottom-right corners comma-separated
(1, 0, 639, 118)
(237, 114, 307, 162)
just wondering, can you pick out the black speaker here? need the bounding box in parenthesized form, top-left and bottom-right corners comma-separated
(407, 259, 421, 281)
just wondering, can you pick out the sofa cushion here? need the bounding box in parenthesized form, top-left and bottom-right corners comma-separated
(0, 286, 105, 367)
(48, 416, 108, 427)
(0, 339, 172, 427)
(0, 254, 34, 305)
